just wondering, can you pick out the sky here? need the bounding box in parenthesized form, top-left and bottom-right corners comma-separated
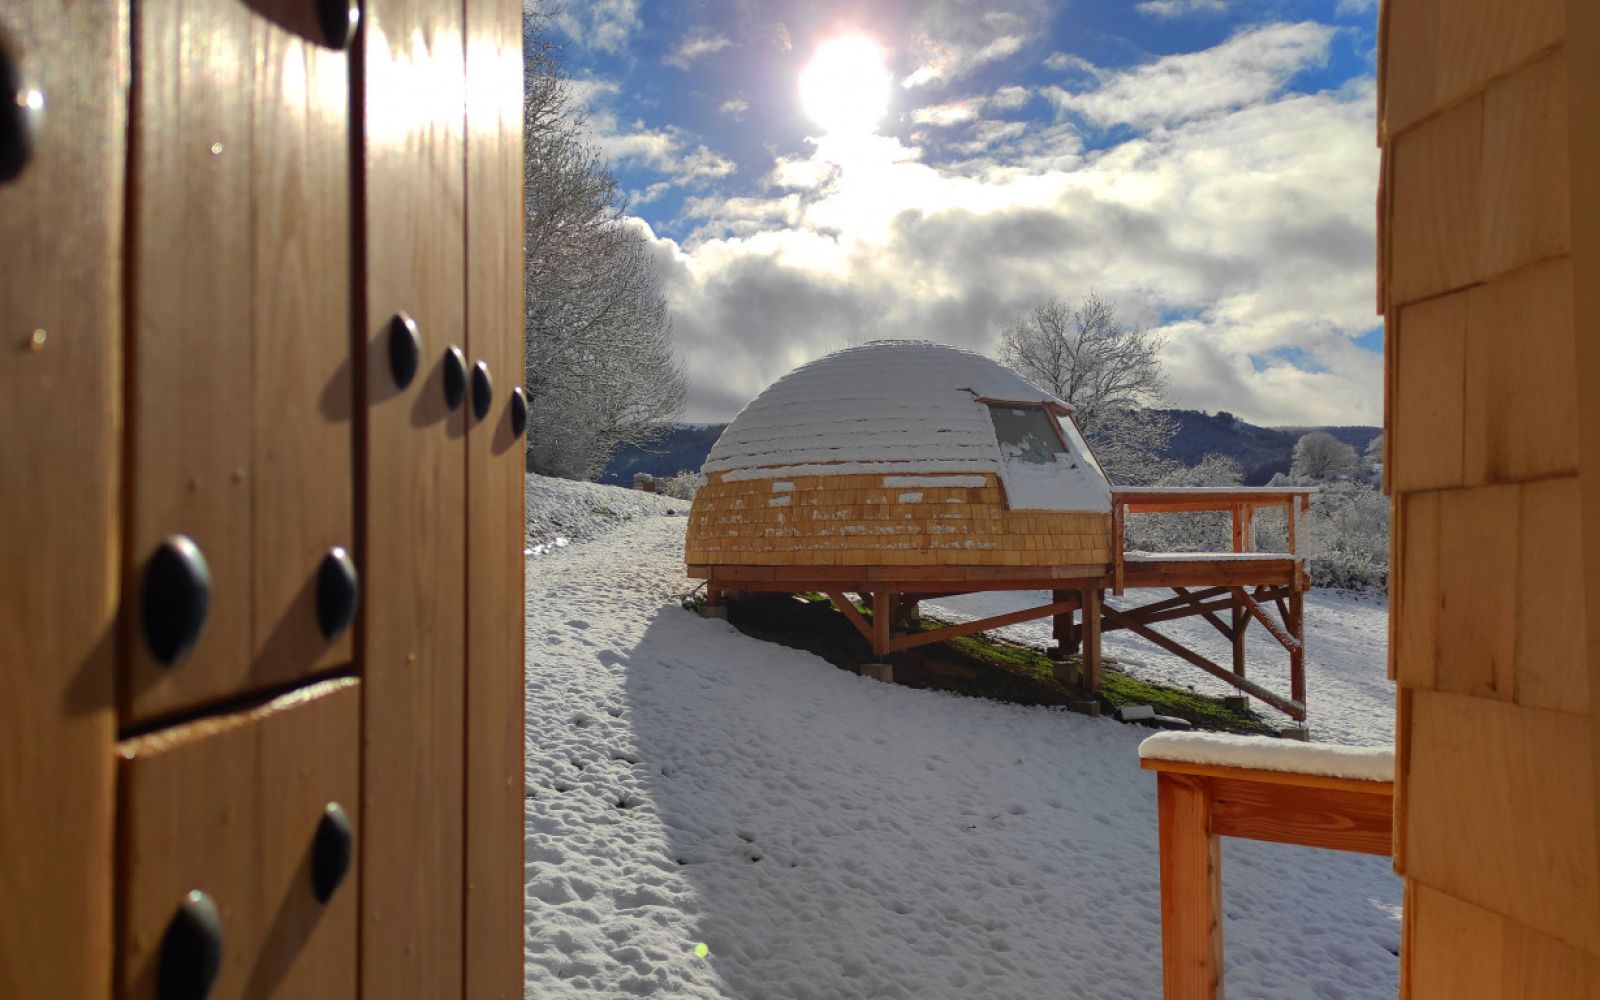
(539, 0, 1383, 427)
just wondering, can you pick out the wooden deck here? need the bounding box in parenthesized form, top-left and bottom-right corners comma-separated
(692, 487, 1317, 720)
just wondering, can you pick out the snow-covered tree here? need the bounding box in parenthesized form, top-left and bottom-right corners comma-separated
(522, 5, 687, 480)
(1290, 431, 1358, 483)
(996, 293, 1175, 485)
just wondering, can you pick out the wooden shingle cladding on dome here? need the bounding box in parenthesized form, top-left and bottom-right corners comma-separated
(685, 341, 1115, 570)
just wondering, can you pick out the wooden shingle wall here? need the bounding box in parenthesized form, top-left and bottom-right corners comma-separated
(1384, 0, 1600, 991)
(686, 472, 1113, 568)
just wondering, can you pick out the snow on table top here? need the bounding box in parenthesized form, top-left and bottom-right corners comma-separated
(1139, 732, 1394, 782)
(1124, 550, 1297, 562)
(703, 340, 1110, 512)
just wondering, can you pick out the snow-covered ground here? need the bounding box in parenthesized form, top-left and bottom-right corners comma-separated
(523, 477, 1401, 999)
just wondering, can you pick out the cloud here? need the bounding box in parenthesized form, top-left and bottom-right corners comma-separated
(1043, 22, 1335, 127)
(989, 86, 1031, 111)
(902, 0, 1050, 88)
(911, 99, 985, 127)
(665, 32, 733, 70)
(630, 27, 1379, 427)
(1136, 0, 1228, 19)
(1335, 0, 1378, 13)
(1044, 51, 1097, 74)
(719, 98, 750, 119)
(553, 0, 641, 57)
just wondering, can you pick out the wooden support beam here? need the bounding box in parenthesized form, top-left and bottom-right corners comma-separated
(1232, 604, 1248, 678)
(1051, 589, 1081, 654)
(1206, 777, 1392, 856)
(883, 598, 1082, 655)
(872, 591, 892, 658)
(1234, 587, 1303, 653)
(1113, 504, 1127, 595)
(1172, 586, 1235, 640)
(1289, 590, 1306, 708)
(825, 591, 875, 646)
(1125, 586, 1233, 618)
(1157, 774, 1224, 1000)
(1100, 596, 1242, 633)
(1083, 588, 1102, 692)
(1101, 606, 1306, 719)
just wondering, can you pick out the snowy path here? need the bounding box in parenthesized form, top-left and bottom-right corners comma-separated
(925, 588, 1393, 747)
(524, 514, 1401, 999)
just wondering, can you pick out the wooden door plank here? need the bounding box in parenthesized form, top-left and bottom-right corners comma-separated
(463, 0, 526, 992)
(125, 0, 256, 722)
(0, 2, 125, 995)
(117, 678, 361, 998)
(126, 0, 357, 724)
(359, 0, 468, 994)
(249, 1, 356, 681)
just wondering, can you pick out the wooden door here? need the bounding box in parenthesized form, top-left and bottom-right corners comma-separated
(1, 0, 526, 993)
(0, 2, 125, 996)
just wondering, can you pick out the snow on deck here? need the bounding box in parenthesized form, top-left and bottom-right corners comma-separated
(1124, 550, 1295, 562)
(702, 341, 1111, 512)
(1139, 732, 1394, 783)
(522, 489, 1400, 998)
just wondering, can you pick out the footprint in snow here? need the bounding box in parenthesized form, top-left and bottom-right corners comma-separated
(565, 619, 591, 630)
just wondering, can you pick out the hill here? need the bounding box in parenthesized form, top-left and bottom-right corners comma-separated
(601, 411, 1380, 487)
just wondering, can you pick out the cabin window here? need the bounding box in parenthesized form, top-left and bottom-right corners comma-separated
(986, 404, 1065, 465)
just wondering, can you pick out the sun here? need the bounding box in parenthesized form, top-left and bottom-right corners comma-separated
(798, 35, 891, 135)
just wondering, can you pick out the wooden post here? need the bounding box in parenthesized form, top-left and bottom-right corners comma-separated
(1113, 503, 1127, 595)
(1157, 774, 1223, 1000)
(1051, 589, 1082, 654)
(1081, 587, 1102, 692)
(1238, 505, 1255, 553)
(1230, 505, 1244, 553)
(1289, 589, 1305, 708)
(1285, 497, 1298, 558)
(1231, 603, 1248, 678)
(872, 590, 892, 658)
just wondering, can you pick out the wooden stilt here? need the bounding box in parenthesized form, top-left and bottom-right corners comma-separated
(1082, 587, 1102, 693)
(1157, 773, 1224, 1000)
(706, 586, 724, 607)
(1289, 589, 1306, 709)
(872, 591, 892, 658)
(1232, 604, 1248, 678)
(1052, 589, 1081, 654)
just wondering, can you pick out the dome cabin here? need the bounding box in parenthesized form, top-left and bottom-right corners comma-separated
(686, 341, 1113, 572)
(687, 340, 1316, 725)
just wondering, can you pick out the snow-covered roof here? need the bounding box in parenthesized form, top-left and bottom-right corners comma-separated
(703, 341, 1111, 512)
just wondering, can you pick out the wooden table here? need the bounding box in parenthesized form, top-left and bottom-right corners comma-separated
(1141, 752, 1394, 999)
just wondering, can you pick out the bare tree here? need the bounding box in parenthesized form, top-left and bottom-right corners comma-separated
(1290, 431, 1358, 483)
(996, 292, 1175, 484)
(522, 4, 687, 480)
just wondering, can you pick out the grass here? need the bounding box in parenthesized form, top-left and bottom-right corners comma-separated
(758, 593, 1273, 735)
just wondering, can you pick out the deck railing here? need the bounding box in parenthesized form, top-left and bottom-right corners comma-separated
(1109, 487, 1315, 596)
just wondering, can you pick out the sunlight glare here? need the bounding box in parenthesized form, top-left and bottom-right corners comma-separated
(799, 35, 891, 135)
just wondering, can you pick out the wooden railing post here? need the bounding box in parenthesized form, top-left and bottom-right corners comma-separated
(1157, 773, 1223, 1000)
